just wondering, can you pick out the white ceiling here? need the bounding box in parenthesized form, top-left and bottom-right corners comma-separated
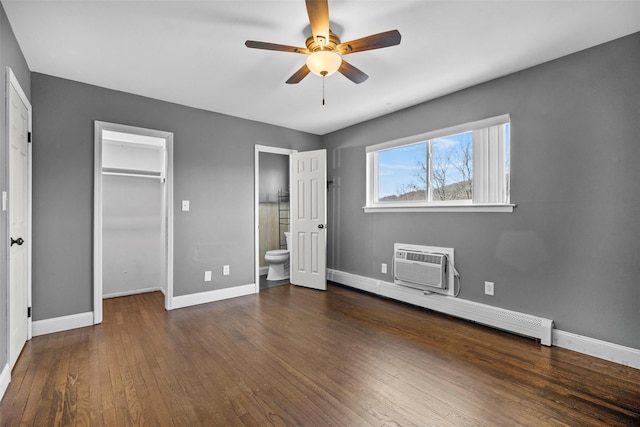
(3, 1, 640, 135)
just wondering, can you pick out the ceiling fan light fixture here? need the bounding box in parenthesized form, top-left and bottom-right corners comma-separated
(306, 51, 342, 77)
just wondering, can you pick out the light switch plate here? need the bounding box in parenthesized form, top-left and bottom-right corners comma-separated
(181, 200, 190, 211)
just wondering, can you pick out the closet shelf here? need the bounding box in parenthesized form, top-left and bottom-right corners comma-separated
(102, 167, 164, 180)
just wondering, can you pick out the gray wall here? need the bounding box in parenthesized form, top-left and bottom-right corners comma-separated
(323, 32, 640, 349)
(31, 73, 321, 320)
(0, 3, 30, 370)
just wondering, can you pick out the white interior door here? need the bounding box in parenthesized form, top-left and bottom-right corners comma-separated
(290, 149, 327, 291)
(9, 76, 31, 369)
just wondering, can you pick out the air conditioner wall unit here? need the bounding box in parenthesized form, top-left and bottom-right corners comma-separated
(393, 244, 455, 296)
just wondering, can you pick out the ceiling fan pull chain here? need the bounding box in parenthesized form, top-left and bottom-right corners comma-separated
(321, 72, 327, 105)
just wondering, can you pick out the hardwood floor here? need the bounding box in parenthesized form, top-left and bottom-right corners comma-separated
(1, 284, 639, 426)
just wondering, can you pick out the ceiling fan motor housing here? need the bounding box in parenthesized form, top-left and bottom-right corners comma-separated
(306, 31, 342, 52)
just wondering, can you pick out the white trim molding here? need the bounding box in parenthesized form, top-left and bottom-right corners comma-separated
(103, 287, 163, 299)
(32, 312, 94, 337)
(363, 204, 515, 213)
(0, 363, 10, 402)
(328, 268, 640, 368)
(30, 285, 256, 335)
(553, 330, 640, 370)
(171, 284, 255, 310)
(328, 269, 553, 346)
(94, 121, 175, 320)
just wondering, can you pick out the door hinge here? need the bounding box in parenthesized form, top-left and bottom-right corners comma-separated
(27, 307, 32, 318)
(28, 132, 32, 143)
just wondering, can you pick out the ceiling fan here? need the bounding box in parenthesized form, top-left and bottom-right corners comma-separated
(245, 0, 401, 84)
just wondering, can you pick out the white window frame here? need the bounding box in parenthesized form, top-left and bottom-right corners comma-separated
(365, 114, 515, 213)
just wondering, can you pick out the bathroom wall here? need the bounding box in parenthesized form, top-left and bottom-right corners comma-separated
(258, 152, 289, 268)
(259, 152, 289, 203)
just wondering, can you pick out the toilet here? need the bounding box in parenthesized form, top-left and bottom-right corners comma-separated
(265, 231, 291, 281)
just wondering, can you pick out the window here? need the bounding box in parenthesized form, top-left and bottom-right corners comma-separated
(366, 115, 513, 212)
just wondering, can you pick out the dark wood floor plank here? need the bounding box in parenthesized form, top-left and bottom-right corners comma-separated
(1, 284, 639, 426)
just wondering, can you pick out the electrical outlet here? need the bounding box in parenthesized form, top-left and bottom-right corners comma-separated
(381, 263, 387, 274)
(485, 281, 494, 296)
(204, 271, 212, 282)
(223, 265, 230, 276)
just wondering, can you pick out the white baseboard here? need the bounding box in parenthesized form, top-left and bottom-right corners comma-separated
(328, 269, 379, 294)
(32, 311, 94, 337)
(328, 268, 640, 369)
(259, 266, 268, 276)
(31, 285, 256, 334)
(328, 269, 553, 346)
(103, 287, 162, 299)
(171, 283, 255, 310)
(0, 363, 10, 402)
(553, 330, 640, 370)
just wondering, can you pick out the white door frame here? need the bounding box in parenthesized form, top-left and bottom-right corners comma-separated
(5, 67, 33, 369)
(254, 144, 296, 293)
(93, 121, 174, 323)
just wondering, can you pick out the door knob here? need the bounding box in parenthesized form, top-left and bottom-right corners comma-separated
(318, 224, 325, 229)
(11, 237, 24, 246)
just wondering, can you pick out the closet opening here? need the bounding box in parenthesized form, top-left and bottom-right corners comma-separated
(93, 122, 174, 324)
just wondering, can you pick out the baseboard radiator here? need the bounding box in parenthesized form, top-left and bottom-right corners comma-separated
(327, 269, 554, 346)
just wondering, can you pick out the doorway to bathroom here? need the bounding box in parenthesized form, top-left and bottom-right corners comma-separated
(254, 146, 294, 291)
(255, 145, 328, 293)
(93, 122, 174, 324)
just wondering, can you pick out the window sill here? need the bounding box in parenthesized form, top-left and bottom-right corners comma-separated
(363, 204, 516, 213)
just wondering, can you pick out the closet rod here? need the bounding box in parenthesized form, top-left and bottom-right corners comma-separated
(102, 170, 164, 180)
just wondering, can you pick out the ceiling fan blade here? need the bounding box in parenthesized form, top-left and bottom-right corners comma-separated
(286, 64, 311, 84)
(337, 30, 402, 55)
(338, 60, 369, 84)
(305, 0, 330, 44)
(245, 40, 309, 54)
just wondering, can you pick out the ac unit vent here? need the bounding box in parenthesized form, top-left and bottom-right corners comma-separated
(394, 249, 447, 291)
(401, 251, 443, 265)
